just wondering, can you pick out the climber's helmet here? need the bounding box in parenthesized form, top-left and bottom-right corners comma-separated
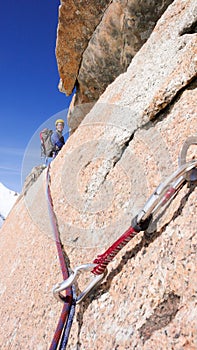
(55, 119, 64, 131)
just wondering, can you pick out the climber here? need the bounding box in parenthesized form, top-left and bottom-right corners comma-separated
(51, 119, 65, 156)
(40, 119, 65, 166)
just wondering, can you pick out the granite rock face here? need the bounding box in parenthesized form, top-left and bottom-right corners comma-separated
(56, 0, 111, 96)
(76, 0, 174, 104)
(22, 164, 46, 195)
(56, 0, 173, 132)
(0, 0, 197, 349)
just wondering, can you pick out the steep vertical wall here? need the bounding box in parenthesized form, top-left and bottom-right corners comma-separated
(0, 0, 196, 349)
(56, 0, 173, 132)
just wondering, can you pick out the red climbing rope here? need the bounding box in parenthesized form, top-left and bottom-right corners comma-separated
(46, 166, 75, 350)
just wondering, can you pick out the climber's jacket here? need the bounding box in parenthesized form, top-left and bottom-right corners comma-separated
(51, 130, 65, 153)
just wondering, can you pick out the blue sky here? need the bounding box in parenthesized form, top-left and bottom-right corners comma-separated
(0, 1, 73, 192)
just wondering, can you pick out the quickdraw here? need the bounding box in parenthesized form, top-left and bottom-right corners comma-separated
(53, 135, 197, 307)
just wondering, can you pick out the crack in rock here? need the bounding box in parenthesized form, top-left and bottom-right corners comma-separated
(180, 19, 197, 35)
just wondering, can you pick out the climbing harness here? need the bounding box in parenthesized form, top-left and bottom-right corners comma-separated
(46, 166, 76, 350)
(52, 136, 197, 307)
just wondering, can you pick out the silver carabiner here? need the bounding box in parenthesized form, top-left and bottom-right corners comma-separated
(136, 159, 197, 224)
(53, 263, 106, 304)
(135, 134, 197, 225)
(179, 135, 197, 182)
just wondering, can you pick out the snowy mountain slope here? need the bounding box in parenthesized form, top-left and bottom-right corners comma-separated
(0, 182, 20, 228)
